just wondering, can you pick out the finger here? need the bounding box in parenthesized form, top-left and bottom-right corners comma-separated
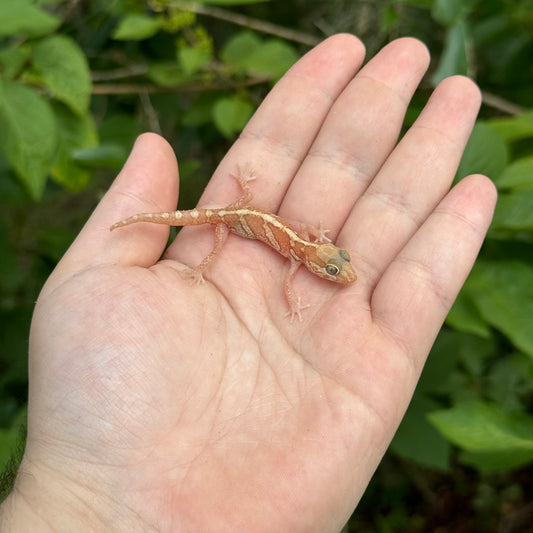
(165, 34, 365, 265)
(372, 174, 497, 367)
(186, 34, 366, 213)
(348, 75, 483, 292)
(47, 133, 179, 286)
(280, 37, 430, 240)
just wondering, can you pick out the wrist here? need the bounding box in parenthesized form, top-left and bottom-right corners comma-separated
(0, 458, 151, 533)
(0, 461, 100, 533)
(0, 489, 52, 533)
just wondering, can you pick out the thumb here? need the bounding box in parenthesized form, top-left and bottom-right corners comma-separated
(44, 133, 179, 291)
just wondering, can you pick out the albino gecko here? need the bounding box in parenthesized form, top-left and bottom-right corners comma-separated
(110, 165, 357, 321)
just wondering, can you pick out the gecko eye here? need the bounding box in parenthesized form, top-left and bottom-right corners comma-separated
(326, 264, 340, 276)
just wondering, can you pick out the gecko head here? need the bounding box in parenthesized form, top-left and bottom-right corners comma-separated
(309, 243, 357, 284)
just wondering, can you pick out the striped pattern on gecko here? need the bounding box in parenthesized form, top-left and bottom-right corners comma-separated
(110, 165, 357, 321)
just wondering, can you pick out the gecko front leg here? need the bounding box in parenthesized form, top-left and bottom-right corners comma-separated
(283, 260, 311, 323)
(294, 220, 332, 244)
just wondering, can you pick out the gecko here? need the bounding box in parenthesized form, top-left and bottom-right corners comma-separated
(110, 165, 357, 322)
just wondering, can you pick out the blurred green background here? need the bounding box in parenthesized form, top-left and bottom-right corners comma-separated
(1, 0, 533, 530)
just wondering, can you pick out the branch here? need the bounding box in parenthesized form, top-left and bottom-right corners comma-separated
(481, 90, 525, 116)
(91, 64, 149, 82)
(92, 74, 272, 95)
(171, 0, 321, 47)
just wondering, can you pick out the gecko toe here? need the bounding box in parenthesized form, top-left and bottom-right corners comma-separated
(284, 297, 311, 323)
(181, 268, 206, 285)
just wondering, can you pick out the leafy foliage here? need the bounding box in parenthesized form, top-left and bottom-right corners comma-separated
(393, 110, 533, 477)
(428, 400, 533, 471)
(1, 0, 533, 530)
(0, 78, 58, 198)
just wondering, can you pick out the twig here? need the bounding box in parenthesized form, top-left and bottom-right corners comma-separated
(171, 0, 321, 47)
(92, 84, 167, 95)
(92, 74, 272, 94)
(91, 64, 149, 82)
(139, 92, 162, 134)
(481, 90, 525, 116)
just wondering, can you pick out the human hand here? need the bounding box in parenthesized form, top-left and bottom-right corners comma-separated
(1, 35, 496, 533)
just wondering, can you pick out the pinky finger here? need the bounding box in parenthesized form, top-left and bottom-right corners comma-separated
(371, 174, 497, 368)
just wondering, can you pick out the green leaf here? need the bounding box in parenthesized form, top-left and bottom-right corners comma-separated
(494, 156, 533, 191)
(50, 105, 98, 191)
(0, 79, 57, 200)
(431, 0, 473, 25)
(245, 40, 299, 79)
(431, 22, 469, 85)
(390, 393, 450, 470)
(222, 31, 298, 78)
(428, 400, 533, 471)
(446, 291, 492, 338)
(0, 0, 60, 37)
(112, 14, 162, 40)
(0, 46, 31, 79)
(456, 122, 508, 181)
(222, 31, 263, 71)
(461, 447, 533, 472)
(488, 110, 533, 143)
(212, 96, 254, 138)
(491, 190, 533, 232)
(464, 261, 533, 358)
(148, 62, 190, 87)
(178, 46, 212, 75)
(72, 144, 129, 169)
(30, 35, 92, 115)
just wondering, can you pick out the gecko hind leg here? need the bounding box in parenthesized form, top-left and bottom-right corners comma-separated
(228, 163, 257, 208)
(181, 223, 229, 285)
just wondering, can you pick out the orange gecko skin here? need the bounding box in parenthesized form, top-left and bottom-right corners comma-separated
(111, 165, 356, 322)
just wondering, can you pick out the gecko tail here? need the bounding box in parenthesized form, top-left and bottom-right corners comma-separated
(110, 212, 174, 231)
(110, 208, 216, 231)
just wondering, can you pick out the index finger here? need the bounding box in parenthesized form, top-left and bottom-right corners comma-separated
(191, 34, 366, 213)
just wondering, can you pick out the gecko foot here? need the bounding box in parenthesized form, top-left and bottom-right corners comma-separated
(314, 221, 332, 244)
(181, 268, 206, 286)
(284, 297, 311, 323)
(233, 162, 257, 185)
(228, 163, 257, 207)
(292, 220, 332, 244)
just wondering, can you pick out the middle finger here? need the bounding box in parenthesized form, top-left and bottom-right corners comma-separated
(279, 38, 430, 241)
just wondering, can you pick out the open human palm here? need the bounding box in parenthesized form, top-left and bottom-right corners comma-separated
(3, 35, 496, 533)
